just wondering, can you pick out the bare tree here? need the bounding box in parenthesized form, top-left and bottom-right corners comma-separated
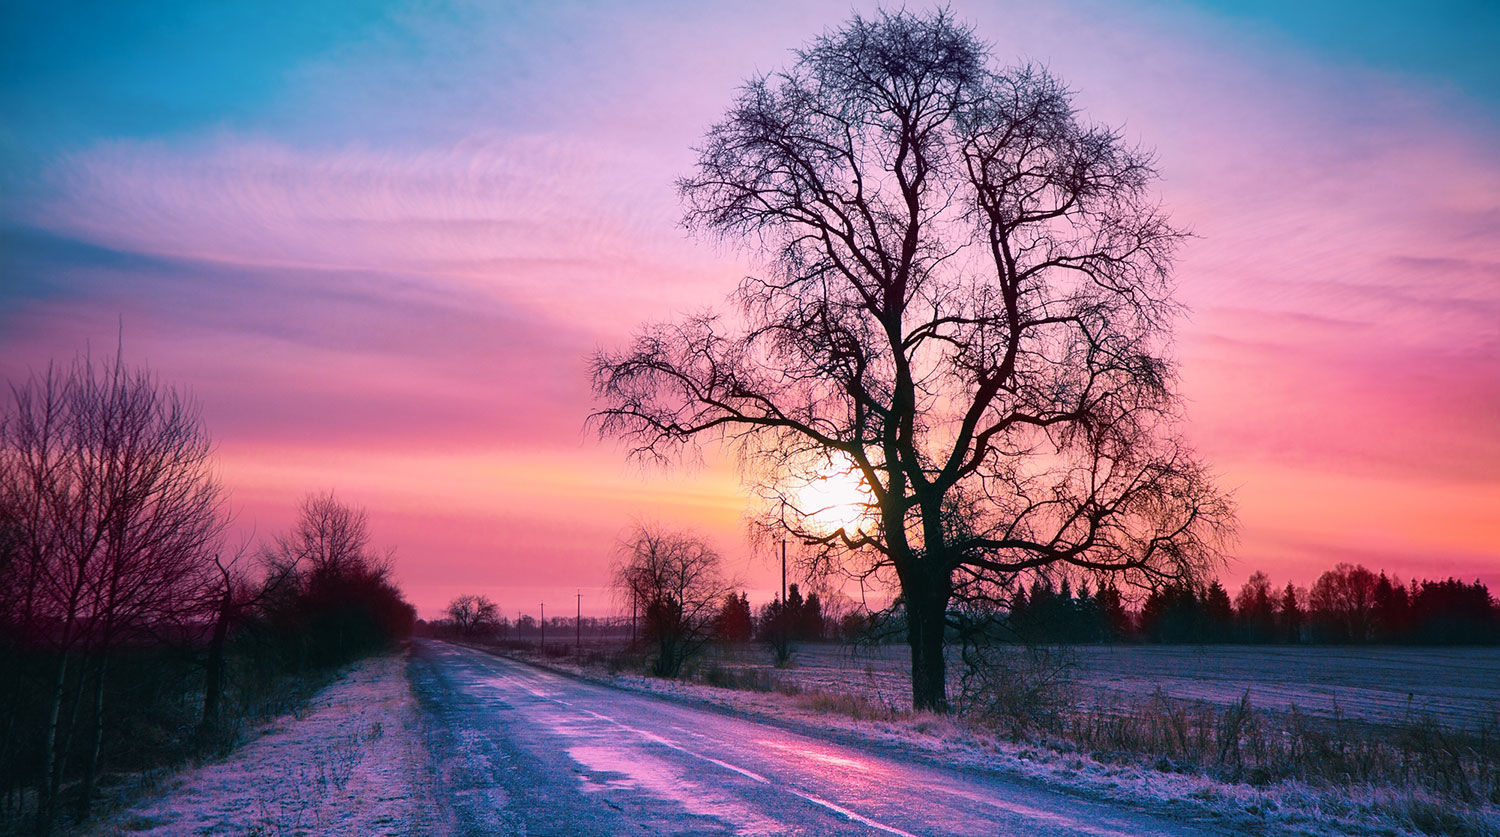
(1234, 571, 1276, 643)
(1310, 563, 1379, 643)
(0, 349, 225, 824)
(264, 490, 376, 581)
(198, 538, 280, 738)
(613, 526, 732, 677)
(258, 491, 409, 668)
(445, 594, 502, 638)
(592, 10, 1232, 711)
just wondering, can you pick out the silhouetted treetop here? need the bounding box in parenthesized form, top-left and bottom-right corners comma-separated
(592, 8, 1232, 712)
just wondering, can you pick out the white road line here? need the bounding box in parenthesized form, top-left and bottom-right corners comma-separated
(699, 756, 770, 784)
(578, 709, 771, 783)
(788, 789, 917, 837)
(466, 649, 944, 837)
(591, 708, 906, 834)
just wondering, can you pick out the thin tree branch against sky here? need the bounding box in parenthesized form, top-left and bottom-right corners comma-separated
(1, 1, 1496, 617)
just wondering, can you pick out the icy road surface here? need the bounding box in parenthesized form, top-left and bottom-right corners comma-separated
(411, 640, 1219, 836)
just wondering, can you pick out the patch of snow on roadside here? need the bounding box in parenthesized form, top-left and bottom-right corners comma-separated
(89, 653, 440, 837)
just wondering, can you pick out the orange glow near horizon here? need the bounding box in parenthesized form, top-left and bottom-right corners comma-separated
(1, 1, 1496, 619)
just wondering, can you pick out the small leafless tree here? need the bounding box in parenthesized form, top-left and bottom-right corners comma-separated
(264, 490, 378, 582)
(613, 526, 732, 677)
(258, 492, 409, 668)
(592, 10, 1233, 711)
(197, 538, 278, 738)
(445, 594, 502, 638)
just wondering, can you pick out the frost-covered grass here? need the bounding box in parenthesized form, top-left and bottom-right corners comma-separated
(498, 642, 1500, 837)
(678, 643, 1500, 729)
(84, 652, 439, 837)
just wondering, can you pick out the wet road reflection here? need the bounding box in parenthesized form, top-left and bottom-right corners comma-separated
(412, 640, 1214, 836)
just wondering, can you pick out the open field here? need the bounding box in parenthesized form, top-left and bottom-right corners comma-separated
(686, 643, 1500, 730)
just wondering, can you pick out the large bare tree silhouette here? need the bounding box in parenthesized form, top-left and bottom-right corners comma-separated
(592, 9, 1232, 711)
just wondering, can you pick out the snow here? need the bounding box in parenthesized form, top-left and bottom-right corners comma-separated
(88, 653, 440, 836)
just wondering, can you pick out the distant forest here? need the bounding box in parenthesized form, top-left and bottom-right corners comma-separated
(735, 564, 1500, 647)
(999, 563, 1499, 646)
(434, 564, 1500, 650)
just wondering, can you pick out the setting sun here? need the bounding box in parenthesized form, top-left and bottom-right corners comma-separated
(2, 2, 1497, 833)
(792, 461, 876, 535)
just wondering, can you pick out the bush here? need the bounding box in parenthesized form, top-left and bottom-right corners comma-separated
(957, 646, 1077, 738)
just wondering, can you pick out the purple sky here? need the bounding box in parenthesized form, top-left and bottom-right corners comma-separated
(3, 1, 1497, 617)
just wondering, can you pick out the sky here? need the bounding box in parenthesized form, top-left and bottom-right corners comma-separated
(2, 0, 1497, 619)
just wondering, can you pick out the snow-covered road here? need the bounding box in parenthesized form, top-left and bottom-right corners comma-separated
(411, 640, 1220, 836)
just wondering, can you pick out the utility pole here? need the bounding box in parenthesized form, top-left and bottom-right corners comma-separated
(631, 588, 637, 647)
(781, 538, 787, 605)
(540, 602, 545, 652)
(576, 591, 582, 657)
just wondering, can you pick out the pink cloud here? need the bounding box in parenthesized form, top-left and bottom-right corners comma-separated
(4, 0, 1497, 615)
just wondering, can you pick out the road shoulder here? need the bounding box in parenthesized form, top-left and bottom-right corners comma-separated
(86, 651, 442, 836)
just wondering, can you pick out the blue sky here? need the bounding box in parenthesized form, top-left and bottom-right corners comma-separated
(2, 1, 1496, 614)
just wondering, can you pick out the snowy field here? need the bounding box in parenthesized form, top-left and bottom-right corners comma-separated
(697, 644, 1500, 729)
(88, 654, 441, 836)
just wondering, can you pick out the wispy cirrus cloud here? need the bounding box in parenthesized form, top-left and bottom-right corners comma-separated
(3, 0, 1498, 612)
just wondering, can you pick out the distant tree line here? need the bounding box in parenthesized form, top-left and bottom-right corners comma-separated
(679, 561, 1499, 652)
(420, 603, 663, 646)
(636, 560, 1496, 660)
(1000, 564, 1498, 645)
(0, 351, 414, 833)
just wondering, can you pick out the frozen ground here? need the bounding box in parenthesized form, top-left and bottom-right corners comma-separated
(88, 653, 441, 836)
(408, 641, 1223, 836)
(520, 644, 1500, 836)
(85, 643, 1499, 836)
(1065, 645, 1500, 728)
(693, 644, 1500, 729)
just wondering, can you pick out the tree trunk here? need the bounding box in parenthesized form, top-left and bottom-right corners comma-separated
(906, 572, 951, 713)
(200, 595, 231, 735)
(37, 652, 69, 836)
(78, 657, 107, 820)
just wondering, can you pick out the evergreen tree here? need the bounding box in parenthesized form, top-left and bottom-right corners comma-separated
(1372, 573, 1411, 643)
(1096, 585, 1131, 642)
(798, 591, 825, 641)
(1412, 578, 1497, 644)
(1140, 583, 1201, 643)
(1202, 581, 1234, 642)
(714, 591, 753, 643)
(1278, 583, 1303, 644)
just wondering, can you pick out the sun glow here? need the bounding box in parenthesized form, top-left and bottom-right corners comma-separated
(793, 462, 877, 536)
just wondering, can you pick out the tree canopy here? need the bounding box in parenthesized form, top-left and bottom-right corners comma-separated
(592, 9, 1232, 710)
